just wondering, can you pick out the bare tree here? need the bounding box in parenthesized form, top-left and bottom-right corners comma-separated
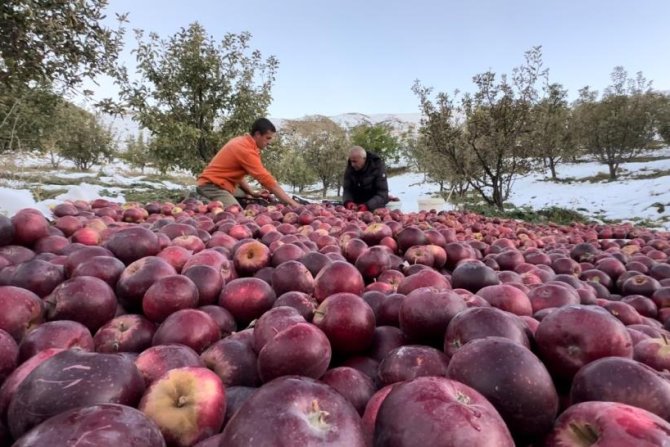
(573, 67, 658, 179)
(413, 47, 545, 210)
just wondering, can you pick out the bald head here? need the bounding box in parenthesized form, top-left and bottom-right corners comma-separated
(348, 146, 367, 171)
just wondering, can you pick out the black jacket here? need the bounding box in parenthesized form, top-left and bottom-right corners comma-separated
(342, 151, 389, 210)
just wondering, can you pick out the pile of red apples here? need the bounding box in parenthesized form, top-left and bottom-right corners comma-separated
(1, 197, 670, 446)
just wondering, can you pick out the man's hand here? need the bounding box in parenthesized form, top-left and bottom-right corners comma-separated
(344, 201, 356, 210)
(358, 204, 369, 212)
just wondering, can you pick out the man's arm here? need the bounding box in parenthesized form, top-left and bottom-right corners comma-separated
(268, 184, 299, 208)
(237, 148, 298, 207)
(238, 179, 256, 196)
(365, 165, 389, 211)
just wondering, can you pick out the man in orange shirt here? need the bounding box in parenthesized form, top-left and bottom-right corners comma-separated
(197, 118, 299, 208)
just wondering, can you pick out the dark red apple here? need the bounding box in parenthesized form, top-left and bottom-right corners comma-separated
(376, 293, 405, 327)
(633, 336, 670, 372)
(142, 275, 199, 323)
(18, 320, 94, 362)
(320, 366, 376, 415)
(527, 282, 581, 313)
(218, 277, 276, 326)
(0, 214, 15, 246)
(11, 403, 165, 447)
(273, 291, 317, 321)
(396, 226, 428, 253)
(183, 265, 224, 306)
(0, 329, 18, 385)
(71, 226, 103, 245)
(446, 336, 558, 442)
(253, 306, 306, 353)
(451, 260, 500, 292)
(64, 245, 113, 274)
(312, 292, 376, 354)
(135, 344, 204, 386)
(152, 309, 220, 353)
(201, 337, 260, 387)
(399, 287, 467, 345)
(94, 314, 156, 353)
(475, 284, 533, 316)
(0, 245, 35, 266)
(257, 323, 331, 382)
(105, 226, 161, 264)
(44, 276, 117, 332)
(116, 256, 177, 311)
(374, 376, 514, 446)
(361, 384, 395, 446)
(11, 209, 49, 246)
(543, 401, 670, 446)
(444, 307, 530, 358)
(156, 245, 192, 272)
(221, 386, 257, 427)
(378, 345, 449, 385)
(535, 304, 633, 382)
(341, 237, 368, 264)
(355, 246, 392, 281)
(601, 301, 644, 325)
(7, 349, 145, 439)
(622, 274, 662, 297)
(9, 259, 65, 297)
(271, 260, 315, 296)
(368, 326, 408, 362)
(396, 269, 450, 295)
(0, 348, 62, 421)
(198, 305, 237, 338)
(313, 261, 365, 303)
(221, 376, 365, 446)
(270, 243, 305, 267)
(70, 255, 126, 287)
(0, 286, 43, 342)
(570, 356, 670, 421)
(299, 251, 332, 277)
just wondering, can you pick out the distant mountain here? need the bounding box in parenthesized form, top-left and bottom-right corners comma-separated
(270, 113, 422, 136)
(104, 112, 424, 147)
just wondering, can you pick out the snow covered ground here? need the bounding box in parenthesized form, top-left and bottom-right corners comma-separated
(1, 148, 669, 229)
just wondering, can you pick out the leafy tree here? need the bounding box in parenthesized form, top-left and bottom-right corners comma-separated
(531, 83, 576, 179)
(0, 0, 126, 88)
(123, 131, 151, 173)
(107, 23, 277, 174)
(0, 82, 61, 152)
(57, 105, 115, 170)
(281, 116, 348, 197)
(657, 93, 670, 145)
(414, 47, 545, 210)
(573, 67, 658, 179)
(350, 123, 401, 164)
(278, 148, 317, 193)
(404, 99, 470, 197)
(1, 1, 125, 150)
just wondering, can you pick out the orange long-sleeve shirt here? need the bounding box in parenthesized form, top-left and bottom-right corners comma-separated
(197, 134, 278, 193)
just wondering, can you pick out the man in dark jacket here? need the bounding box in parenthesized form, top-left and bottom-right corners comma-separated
(342, 146, 389, 211)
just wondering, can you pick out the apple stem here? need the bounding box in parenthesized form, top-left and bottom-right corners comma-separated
(177, 395, 189, 408)
(662, 334, 669, 345)
(569, 422, 599, 445)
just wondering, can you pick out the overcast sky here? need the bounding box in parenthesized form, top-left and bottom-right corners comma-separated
(90, 0, 670, 118)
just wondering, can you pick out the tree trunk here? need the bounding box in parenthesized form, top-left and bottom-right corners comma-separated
(549, 158, 557, 180)
(492, 184, 504, 211)
(607, 162, 618, 180)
